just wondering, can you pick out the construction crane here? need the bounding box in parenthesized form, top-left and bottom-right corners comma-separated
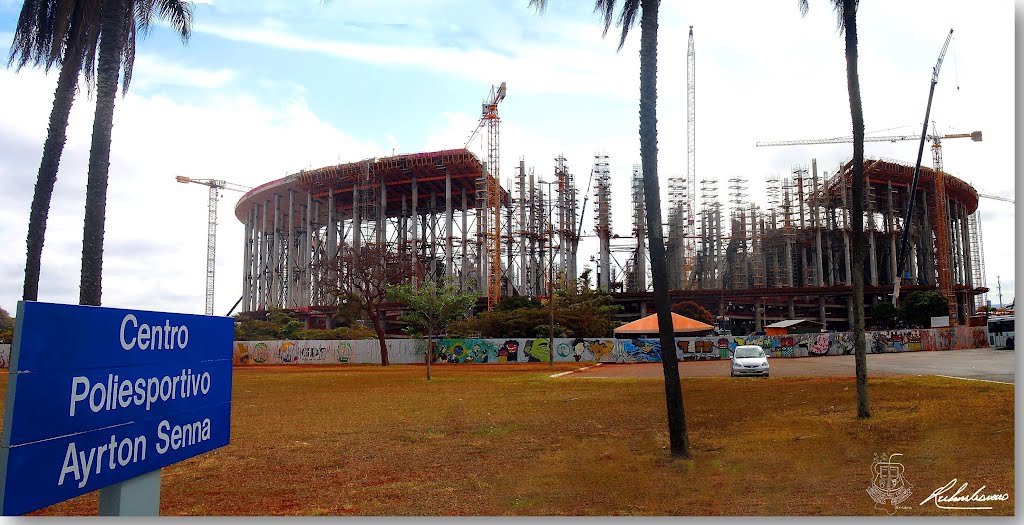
(756, 30, 977, 316)
(176, 176, 252, 316)
(466, 82, 506, 310)
(684, 25, 697, 287)
(976, 192, 1014, 204)
(756, 131, 981, 148)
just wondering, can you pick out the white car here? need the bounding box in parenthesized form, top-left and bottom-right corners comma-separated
(731, 345, 770, 377)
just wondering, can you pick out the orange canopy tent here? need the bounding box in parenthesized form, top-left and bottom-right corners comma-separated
(613, 312, 714, 338)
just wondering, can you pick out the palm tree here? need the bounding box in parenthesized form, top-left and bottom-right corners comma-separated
(531, 0, 691, 458)
(799, 0, 869, 418)
(10, 1, 98, 303)
(9, 0, 192, 305)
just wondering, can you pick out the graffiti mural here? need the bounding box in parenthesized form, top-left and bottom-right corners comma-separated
(524, 339, 550, 362)
(229, 325, 991, 367)
(617, 338, 662, 363)
(675, 339, 720, 361)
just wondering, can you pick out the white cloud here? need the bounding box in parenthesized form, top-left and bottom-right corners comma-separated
(131, 54, 236, 90)
(0, 0, 1013, 315)
(0, 67, 383, 316)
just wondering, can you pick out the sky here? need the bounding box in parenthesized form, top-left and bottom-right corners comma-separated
(0, 0, 1016, 317)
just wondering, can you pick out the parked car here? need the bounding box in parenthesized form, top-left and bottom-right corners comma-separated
(731, 345, 769, 377)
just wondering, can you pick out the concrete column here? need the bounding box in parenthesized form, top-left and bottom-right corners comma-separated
(400, 195, 408, 253)
(304, 193, 312, 307)
(843, 231, 852, 285)
(886, 181, 898, 284)
(271, 195, 280, 308)
(825, 234, 835, 286)
(327, 189, 336, 260)
(411, 177, 418, 287)
(868, 232, 878, 286)
(260, 202, 268, 310)
(818, 296, 827, 329)
(787, 298, 796, 319)
(785, 239, 794, 287)
(910, 243, 919, 282)
(445, 168, 453, 281)
(287, 190, 295, 308)
(430, 192, 438, 279)
(461, 186, 468, 292)
(378, 177, 386, 245)
(242, 206, 253, 312)
(920, 190, 934, 285)
(754, 297, 763, 331)
(352, 182, 361, 253)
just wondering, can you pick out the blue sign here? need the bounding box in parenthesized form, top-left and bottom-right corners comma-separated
(0, 302, 234, 515)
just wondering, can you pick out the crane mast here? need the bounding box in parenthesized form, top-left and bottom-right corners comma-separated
(466, 82, 506, 310)
(177, 176, 252, 315)
(684, 25, 697, 287)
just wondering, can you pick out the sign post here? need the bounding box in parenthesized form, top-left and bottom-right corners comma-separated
(0, 302, 233, 516)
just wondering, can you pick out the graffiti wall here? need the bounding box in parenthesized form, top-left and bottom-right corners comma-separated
(231, 326, 990, 366)
(0, 344, 9, 368)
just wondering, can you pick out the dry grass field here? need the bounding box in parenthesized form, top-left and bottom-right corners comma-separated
(5, 363, 1014, 516)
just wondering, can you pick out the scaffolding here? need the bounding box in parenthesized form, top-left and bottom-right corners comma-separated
(630, 164, 647, 292)
(236, 150, 988, 329)
(593, 153, 612, 291)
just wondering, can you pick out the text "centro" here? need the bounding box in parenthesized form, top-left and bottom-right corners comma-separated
(120, 314, 189, 350)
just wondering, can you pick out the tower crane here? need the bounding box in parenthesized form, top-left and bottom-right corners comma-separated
(466, 82, 506, 310)
(176, 176, 253, 316)
(759, 29, 976, 317)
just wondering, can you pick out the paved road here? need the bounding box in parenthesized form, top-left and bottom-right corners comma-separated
(570, 348, 1016, 384)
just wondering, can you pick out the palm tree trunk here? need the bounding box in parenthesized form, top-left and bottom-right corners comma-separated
(23, 43, 85, 302)
(640, 0, 691, 458)
(843, 3, 870, 418)
(80, 0, 128, 306)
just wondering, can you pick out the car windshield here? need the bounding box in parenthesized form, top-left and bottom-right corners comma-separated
(735, 348, 763, 359)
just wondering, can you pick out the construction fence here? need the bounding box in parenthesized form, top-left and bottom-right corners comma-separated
(231, 326, 988, 366)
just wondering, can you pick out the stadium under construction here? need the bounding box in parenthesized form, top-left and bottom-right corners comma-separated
(233, 148, 989, 332)
(230, 29, 990, 333)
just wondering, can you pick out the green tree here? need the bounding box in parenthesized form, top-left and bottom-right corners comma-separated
(0, 306, 14, 344)
(530, 0, 691, 458)
(869, 301, 899, 329)
(9, 1, 191, 303)
(317, 244, 409, 366)
(898, 291, 950, 328)
(799, 0, 869, 419)
(671, 300, 714, 326)
(387, 277, 478, 380)
(233, 310, 376, 341)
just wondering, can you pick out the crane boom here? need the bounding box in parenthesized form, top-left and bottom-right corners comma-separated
(977, 193, 1014, 204)
(756, 131, 981, 147)
(177, 176, 253, 315)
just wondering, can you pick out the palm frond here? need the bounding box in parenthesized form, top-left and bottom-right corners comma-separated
(592, 0, 639, 52)
(134, 0, 155, 35)
(120, 6, 136, 93)
(800, 0, 860, 35)
(8, 0, 48, 70)
(155, 0, 192, 41)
